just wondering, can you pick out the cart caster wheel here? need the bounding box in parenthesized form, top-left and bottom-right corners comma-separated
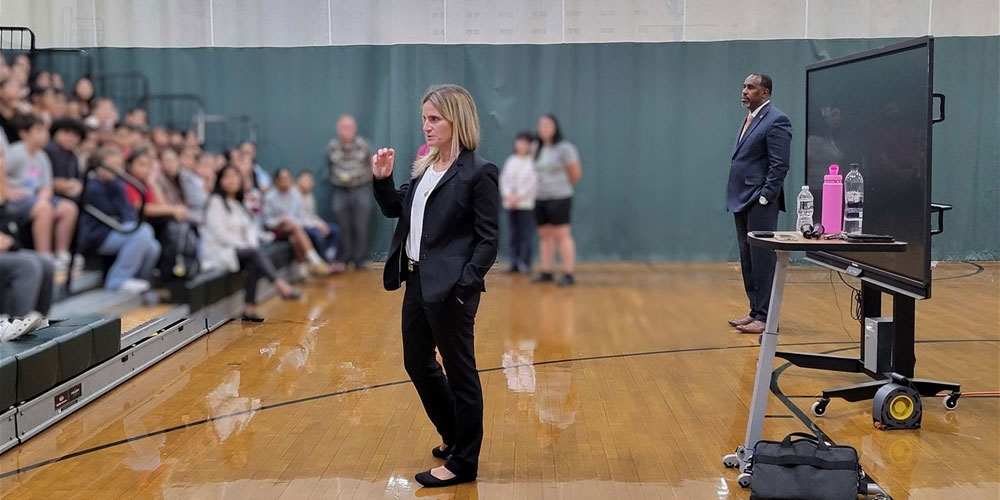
(865, 481, 888, 497)
(722, 454, 740, 469)
(812, 399, 829, 417)
(943, 393, 959, 410)
(736, 472, 752, 488)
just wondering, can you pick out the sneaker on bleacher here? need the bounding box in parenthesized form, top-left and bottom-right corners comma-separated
(0, 312, 45, 342)
(118, 278, 151, 294)
(53, 252, 85, 273)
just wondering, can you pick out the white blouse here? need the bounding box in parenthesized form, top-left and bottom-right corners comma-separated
(405, 167, 448, 262)
(201, 195, 261, 272)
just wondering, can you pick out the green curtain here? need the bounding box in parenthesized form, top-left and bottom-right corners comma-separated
(86, 36, 999, 261)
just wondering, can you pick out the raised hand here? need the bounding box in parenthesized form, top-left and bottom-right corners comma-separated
(372, 148, 395, 179)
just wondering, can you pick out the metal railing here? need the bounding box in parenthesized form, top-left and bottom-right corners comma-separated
(93, 71, 150, 114)
(201, 114, 258, 152)
(139, 93, 207, 132)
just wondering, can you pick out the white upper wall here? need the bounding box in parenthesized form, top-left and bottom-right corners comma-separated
(0, 0, 996, 48)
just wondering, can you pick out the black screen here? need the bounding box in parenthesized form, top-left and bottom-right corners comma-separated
(805, 39, 932, 295)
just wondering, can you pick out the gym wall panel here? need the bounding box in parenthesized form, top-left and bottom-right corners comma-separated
(83, 36, 999, 262)
(684, 0, 807, 41)
(4, 0, 997, 48)
(211, 0, 331, 48)
(931, 0, 1000, 36)
(807, 0, 932, 39)
(563, 0, 685, 43)
(328, 0, 446, 45)
(0, 0, 96, 47)
(94, 0, 211, 47)
(445, 0, 563, 44)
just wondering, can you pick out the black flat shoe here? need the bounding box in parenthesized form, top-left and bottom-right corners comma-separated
(431, 445, 451, 459)
(414, 470, 476, 488)
(241, 313, 265, 322)
(531, 272, 554, 283)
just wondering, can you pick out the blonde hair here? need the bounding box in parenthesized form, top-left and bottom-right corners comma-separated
(412, 84, 480, 178)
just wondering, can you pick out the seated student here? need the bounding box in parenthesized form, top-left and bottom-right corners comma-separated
(2, 114, 78, 270)
(123, 146, 188, 226)
(83, 97, 118, 142)
(231, 149, 265, 217)
(125, 146, 197, 280)
(124, 108, 147, 129)
(202, 165, 301, 322)
(0, 146, 53, 341)
(150, 126, 170, 151)
(178, 152, 214, 224)
(71, 77, 94, 117)
(111, 122, 142, 158)
(155, 148, 186, 209)
(262, 169, 333, 277)
(76, 146, 161, 293)
(296, 170, 343, 266)
(168, 129, 185, 150)
(0, 233, 53, 341)
(45, 118, 87, 201)
(239, 141, 271, 192)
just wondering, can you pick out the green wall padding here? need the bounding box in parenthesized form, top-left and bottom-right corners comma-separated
(83, 37, 999, 262)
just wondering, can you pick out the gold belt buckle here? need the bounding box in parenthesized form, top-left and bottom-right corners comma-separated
(407, 259, 414, 272)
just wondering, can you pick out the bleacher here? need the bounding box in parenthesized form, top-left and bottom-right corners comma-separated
(1, 26, 288, 454)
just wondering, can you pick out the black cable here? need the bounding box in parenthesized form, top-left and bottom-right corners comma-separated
(836, 272, 864, 324)
(828, 271, 855, 341)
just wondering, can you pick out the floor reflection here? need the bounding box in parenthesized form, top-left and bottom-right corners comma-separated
(0, 265, 995, 500)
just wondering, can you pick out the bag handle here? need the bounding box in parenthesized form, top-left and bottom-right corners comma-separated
(780, 432, 829, 451)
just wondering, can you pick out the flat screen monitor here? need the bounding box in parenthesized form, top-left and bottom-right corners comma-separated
(805, 37, 935, 299)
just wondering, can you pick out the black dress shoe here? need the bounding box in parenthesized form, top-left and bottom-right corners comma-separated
(414, 470, 476, 487)
(431, 445, 451, 459)
(531, 272, 554, 283)
(241, 313, 265, 322)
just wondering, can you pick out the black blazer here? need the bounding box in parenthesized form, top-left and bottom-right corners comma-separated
(373, 149, 499, 303)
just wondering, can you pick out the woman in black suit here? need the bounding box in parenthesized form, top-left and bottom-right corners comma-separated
(371, 84, 499, 487)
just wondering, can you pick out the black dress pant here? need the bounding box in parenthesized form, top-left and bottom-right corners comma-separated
(401, 266, 483, 478)
(733, 200, 780, 321)
(236, 247, 279, 305)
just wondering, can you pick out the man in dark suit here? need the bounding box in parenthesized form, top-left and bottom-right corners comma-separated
(727, 73, 792, 334)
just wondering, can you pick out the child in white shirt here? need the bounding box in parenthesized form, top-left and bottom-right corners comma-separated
(499, 132, 538, 274)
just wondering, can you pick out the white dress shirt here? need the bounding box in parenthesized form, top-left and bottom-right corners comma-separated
(406, 167, 448, 262)
(750, 99, 771, 119)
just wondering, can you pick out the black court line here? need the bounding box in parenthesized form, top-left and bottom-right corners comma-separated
(934, 261, 985, 281)
(1, 337, 996, 480)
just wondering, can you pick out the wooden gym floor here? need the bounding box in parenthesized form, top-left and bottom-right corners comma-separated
(0, 262, 997, 499)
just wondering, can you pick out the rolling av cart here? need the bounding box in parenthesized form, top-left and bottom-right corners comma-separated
(721, 232, 961, 495)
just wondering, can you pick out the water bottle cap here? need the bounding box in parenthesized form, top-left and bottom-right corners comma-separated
(801, 185, 809, 190)
(825, 164, 842, 182)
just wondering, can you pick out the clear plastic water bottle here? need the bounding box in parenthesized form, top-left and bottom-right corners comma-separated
(796, 186, 814, 230)
(843, 163, 864, 234)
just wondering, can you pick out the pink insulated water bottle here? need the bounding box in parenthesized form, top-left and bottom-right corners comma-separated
(821, 164, 843, 234)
